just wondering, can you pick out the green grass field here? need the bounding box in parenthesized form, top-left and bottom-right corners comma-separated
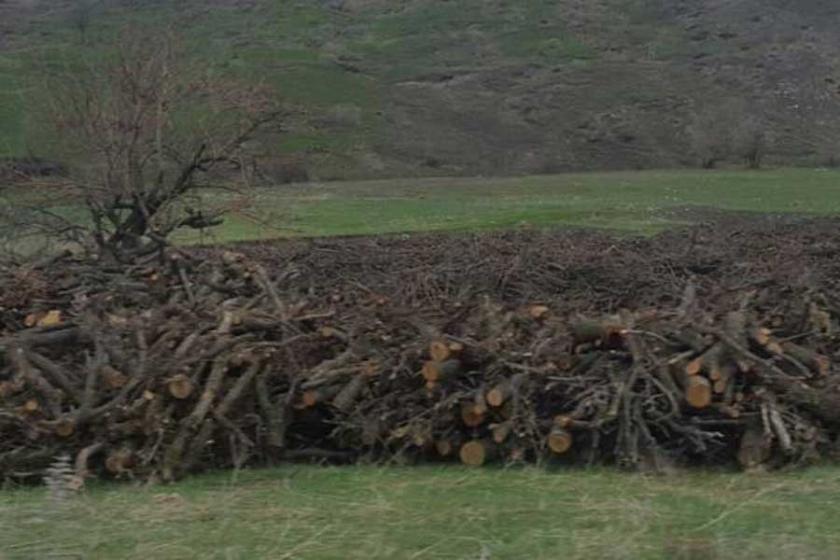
(5, 168, 840, 248)
(178, 168, 840, 243)
(3, 465, 840, 559)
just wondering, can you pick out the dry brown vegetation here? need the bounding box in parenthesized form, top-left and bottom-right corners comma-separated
(2, 216, 840, 483)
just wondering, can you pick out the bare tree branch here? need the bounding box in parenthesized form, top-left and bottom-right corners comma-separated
(26, 26, 281, 263)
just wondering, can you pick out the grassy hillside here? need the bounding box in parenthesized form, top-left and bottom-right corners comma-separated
(4, 465, 840, 559)
(1, 1, 840, 180)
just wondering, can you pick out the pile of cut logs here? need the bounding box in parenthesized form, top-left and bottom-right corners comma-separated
(1, 239, 839, 483)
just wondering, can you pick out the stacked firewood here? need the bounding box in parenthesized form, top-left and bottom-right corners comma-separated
(1, 234, 839, 483)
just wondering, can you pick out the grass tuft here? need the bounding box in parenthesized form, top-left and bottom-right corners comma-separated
(3, 465, 840, 559)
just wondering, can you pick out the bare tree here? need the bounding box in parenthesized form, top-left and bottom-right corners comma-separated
(687, 107, 733, 169)
(733, 114, 768, 170)
(32, 28, 279, 263)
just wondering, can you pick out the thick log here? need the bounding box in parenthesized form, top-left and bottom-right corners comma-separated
(429, 340, 463, 362)
(162, 356, 229, 481)
(74, 442, 104, 482)
(459, 440, 495, 467)
(684, 376, 713, 409)
(547, 427, 573, 454)
(421, 360, 461, 383)
(4, 239, 840, 482)
(182, 362, 262, 473)
(780, 342, 830, 377)
(712, 361, 738, 398)
(27, 352, 82, 402)
(571, 317, 624, 347)
(332, 375, 367, 413)
(528, 305, 550, 320)
(54, 418, 76, 438)
(9, 347, 62, 417)
(255, 371, 294, 450)
(751, 327, 772, 347)
(461, 398, 487, 428)
(167, 374, 194, 400)
(486, 380, 512, 408)
(685, 344, 721, 378)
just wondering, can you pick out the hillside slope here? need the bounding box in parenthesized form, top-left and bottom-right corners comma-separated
(2, 0, 840, 180)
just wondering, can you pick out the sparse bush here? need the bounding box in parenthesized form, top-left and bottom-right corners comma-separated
(25, 26, 280, 263)
(688, 99, 769, 169)
(687, 107, 733, 169)
(733, 114, 768, 169)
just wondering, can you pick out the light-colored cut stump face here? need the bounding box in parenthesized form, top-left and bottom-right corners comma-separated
(486, 386, 506, 408)
(55, 419, 75, 438)
(685, 376, 712, 409)
(422, 360, 460, 382)
(422, 361, 441, 382)
(302, 391, 320, 408)
(459, 441, 487, 467)
(685, 358, 703, 376)
(429, 341, 451, 362)
(167, 374, 194, 400)
(23, 399, 39, 413)
(548, 427, 573, 454)
(461, 403, 486, 428)
(37, 310, 62, 327)
(529, 305, 550, 319)
(448, 341, 464, 353)
(553, 415, 573, 428)
(753, 328, 771, 346)
(435, 440, 454, 457)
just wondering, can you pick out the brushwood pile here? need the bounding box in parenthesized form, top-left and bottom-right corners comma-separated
(3, 217, 840, 483)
